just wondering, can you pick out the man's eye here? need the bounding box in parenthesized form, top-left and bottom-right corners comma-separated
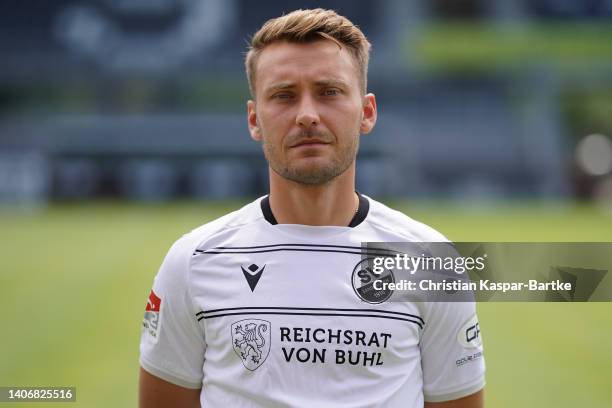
(273, 93, 293, 99)
(322, 89, 340, 96)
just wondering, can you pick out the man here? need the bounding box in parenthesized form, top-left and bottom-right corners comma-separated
(139, 8, 485, 407)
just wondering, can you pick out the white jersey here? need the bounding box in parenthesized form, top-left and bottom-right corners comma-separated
(140, 194, 485, 407)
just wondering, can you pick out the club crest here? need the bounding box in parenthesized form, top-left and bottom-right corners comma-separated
(351, 257, 395, 304)
(231, 319, 271, 371)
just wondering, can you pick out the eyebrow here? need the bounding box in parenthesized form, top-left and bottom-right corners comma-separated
(264, 79, 350, 95)
(264, 82, 295, 94)
(313, 79, 350, 89)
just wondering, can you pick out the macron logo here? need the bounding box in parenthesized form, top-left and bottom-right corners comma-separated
(241, 263, 266, 292)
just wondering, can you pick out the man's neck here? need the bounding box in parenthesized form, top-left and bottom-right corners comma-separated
(268, 166, 359, 226)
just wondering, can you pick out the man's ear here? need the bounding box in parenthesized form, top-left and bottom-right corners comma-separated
(247, 100, 262, 141)
(360, 93, 377, 135)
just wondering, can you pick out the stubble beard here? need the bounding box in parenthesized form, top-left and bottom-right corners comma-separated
(262, 133, 360, 186)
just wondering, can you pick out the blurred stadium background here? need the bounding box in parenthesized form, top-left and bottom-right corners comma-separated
(0, 0, 611, 407)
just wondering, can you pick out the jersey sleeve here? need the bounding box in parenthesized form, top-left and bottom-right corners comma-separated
(139, 236, 206, 389)
(420, 301, 485, 403)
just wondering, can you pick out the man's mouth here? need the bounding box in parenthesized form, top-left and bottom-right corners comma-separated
(290, 139, 330, 148)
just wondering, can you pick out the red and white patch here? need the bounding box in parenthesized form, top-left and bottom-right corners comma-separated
(143, 290, 162, 342)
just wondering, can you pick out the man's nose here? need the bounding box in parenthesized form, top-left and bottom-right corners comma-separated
(295, 96, 320, 129)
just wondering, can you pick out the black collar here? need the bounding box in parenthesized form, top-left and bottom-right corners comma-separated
(260, 192, 369, 228)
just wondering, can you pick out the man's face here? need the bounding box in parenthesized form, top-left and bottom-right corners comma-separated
(247, 40, 377, 185)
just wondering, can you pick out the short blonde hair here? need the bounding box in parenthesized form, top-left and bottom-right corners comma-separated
(245, 8, 371, 97)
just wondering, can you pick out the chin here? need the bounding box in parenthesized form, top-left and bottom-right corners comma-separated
(283, 164, 344, 185)
(291, 159, 334, 174)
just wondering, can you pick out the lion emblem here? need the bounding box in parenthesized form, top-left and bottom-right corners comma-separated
(231, 319, 271, 370)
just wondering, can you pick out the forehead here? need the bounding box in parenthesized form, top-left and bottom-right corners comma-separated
(255, 40, 359, 92)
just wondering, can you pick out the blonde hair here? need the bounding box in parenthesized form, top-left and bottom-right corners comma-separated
(245, 8, 371, 97)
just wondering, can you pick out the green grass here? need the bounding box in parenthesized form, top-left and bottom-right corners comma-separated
(411, 22, 612, 72)
(0, 200, 611, 407)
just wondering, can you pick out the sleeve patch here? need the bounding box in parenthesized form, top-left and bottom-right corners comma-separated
(456, 315, 482, 349)
(143, 289, 162, 342)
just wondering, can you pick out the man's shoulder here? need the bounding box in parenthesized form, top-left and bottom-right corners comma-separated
(364, 196, 448, 242)
(168, 197, 264, 257)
